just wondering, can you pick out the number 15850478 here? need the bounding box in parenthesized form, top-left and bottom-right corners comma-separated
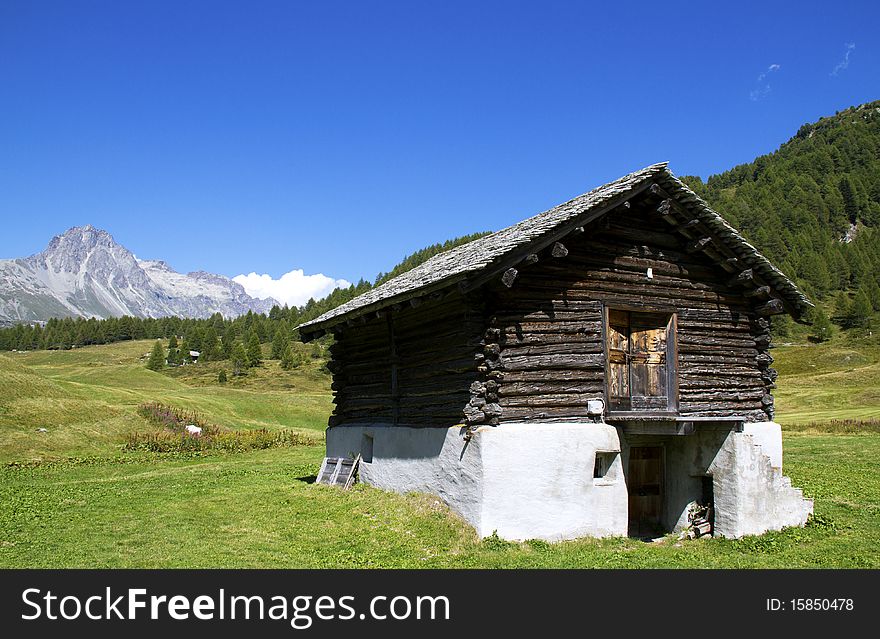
(766, 598, 854, 612)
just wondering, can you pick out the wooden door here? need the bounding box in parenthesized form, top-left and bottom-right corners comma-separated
(606, 310, 672, 412)
(607, 310, 631, 410)
(629, 313, 668, 410)
(628, 446, 664, 537)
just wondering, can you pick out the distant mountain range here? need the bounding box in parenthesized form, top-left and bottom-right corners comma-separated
(0, 226, 279, 324)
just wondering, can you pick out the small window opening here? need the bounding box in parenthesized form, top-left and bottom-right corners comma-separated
(361, 434, 374, 463)
(594, 452, 617, 479)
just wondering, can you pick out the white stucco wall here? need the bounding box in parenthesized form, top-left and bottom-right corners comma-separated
(742, 421, 783, 469)
(478, 422, 628, 540)
(326, 422, 627, 541)
(709, 427, 812, 538)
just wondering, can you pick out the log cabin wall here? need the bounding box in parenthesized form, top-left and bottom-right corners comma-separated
(487, 199, 775, 424)
(328, 290, 485, 427)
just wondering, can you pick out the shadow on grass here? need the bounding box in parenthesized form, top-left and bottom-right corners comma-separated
(294, 475, 317, 484)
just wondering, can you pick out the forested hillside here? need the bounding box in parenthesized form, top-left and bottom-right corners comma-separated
(682, 100, 880, 335)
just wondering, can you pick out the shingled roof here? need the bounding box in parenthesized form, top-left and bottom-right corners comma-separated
(299, 163, 812, 335)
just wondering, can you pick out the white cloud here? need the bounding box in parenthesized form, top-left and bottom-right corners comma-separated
(750, 64, 781, 101)
(831, 42, 855, 76)
(233, 269, 352, 308)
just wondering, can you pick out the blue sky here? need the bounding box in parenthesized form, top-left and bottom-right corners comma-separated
(1, 1, 877, 305)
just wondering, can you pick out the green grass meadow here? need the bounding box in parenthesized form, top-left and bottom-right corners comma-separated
(0, 338, 878, 568)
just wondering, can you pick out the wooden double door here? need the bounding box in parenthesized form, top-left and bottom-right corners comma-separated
(607, 310, 675, 412)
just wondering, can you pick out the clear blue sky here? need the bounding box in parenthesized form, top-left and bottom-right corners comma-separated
(1, 0, 877, 287)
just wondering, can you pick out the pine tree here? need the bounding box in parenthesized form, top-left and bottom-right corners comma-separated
(865, 277, 880, 312)
(146, 340, 165, 371)
(218, 369, 228, 383)
(222, 326, 237, 358)
(231, 341, 249, 376)
(202, 327, 220, 361)
(271, 325, 289, 359)
(844, 287, 873, 329)
(280, 344, 300, 370)
(179, 339, 190, 364)
(246, 332, 262, 367)
(809, 307, 834, 343)
(166, 335, 180, 366)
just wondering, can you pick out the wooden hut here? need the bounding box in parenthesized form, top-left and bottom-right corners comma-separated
(299, 163, 814, 541)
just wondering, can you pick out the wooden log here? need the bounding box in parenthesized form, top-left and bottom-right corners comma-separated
(500, 394, 600, 408)
(727, 269, 754, 287)
(745, 285, 771, 300)
(677, 335, 763, 349)
(499, 382, 604, 397)
(657, 199, 673, 216)
(499, 321, 603, 336)
(756, 353, 774, 368)
(523, 253, 539, 265)
(756, 299, 785, 316)
(497, 341, 605, 358)
(686, 237, 713, 254)
(674, 218, 702, 231)
(678, 390, 765, 401)
(551, 242, 569, 258)
(500, 353, 604, 371)
(499, 406, 589, 420)
(502, 267, 518, 288)
(500, 369, 606, 383)
(500, 331, 602, 347)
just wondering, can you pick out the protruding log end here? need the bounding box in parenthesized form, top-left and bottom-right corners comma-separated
(551, 242, 569, 258)
(756, 298, 785, 316)
(501, 267, 518, 288)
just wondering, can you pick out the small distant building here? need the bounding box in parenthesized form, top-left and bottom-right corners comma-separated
(299, 163, 814, 541)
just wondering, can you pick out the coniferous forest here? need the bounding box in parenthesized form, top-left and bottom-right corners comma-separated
(683, 101, 880, 338)
(3, 101, 880, 353)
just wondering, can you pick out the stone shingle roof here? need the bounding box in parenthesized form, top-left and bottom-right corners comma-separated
(299, 163, 812, 334)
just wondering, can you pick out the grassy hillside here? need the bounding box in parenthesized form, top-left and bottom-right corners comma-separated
(774, 338, 880, 424)
(0, 338, 878, 567)
(0, 340, 330, 462)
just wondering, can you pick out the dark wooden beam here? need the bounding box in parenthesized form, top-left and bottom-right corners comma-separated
(657, 199, 673, 216)
(756, 299, 785, 316)
(502, 267, 518, 288)
(728, 269, 754, 287)
(551, 242, 569, 258)
(686, 237, 713, 254)
(674, 218, 702, 231)
(745, 286, 771, 301)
